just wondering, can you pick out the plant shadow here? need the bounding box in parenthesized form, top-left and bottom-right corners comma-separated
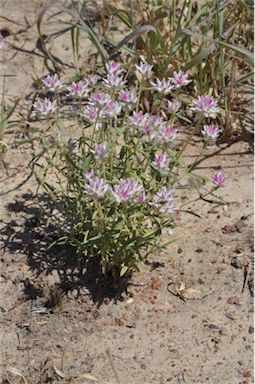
(0, 192, 130, 307)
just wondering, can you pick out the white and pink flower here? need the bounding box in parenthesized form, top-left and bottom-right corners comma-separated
(211, 171, 226, 187)
(112, 178, 144, 203)
(87, 74, 100, 86)
(85, 177, 109, 198)
(103, 101, 122, 118)
(150, 78, 173, 94)
(153, 186, 177, 215)
(92, 143, 108, 160)
(191, 95, 219, 118)
(152, 154, 170, 172)
(171, 70, 191, 88)
(67, 80, 90, 98)
(102, 73, 126, 89)
(42, 74, 62, 91)
(105, 61, 124, 75)
(167, 100, 181, 114)
(151, 124, 178, 143)
(119, 88, 137, 107)
(82, 105, 100, 124)
(89, 92, 112, 107)
(84, 169, 95, 181)
(0, 38, 7, 49)
(135, 60, 153, 78)
(32, 98, 57, 116)
(128, 111, 151, 134)
(201, 124, 221, 140)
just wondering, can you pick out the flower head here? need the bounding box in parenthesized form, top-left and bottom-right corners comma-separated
(152, 153, 170, 172)
(128, 111, 150, 134)
(191, 95, 219, 118)
(119, 88, 137, 107)
(153, 186, 176, 215)
(201, 124, 221, 140)
(211, 171, 226, 187)
(171, 71, 191, 88)
(102, 74, 126, 89)
(112, 178, 143, 203)
(67, 80, 90, 98)
(32, 98, 57, 116)
(150, 78, 173, 94)
(105, 61, 124, 75)
(42, 74, 62, 91)
(92, 143, 108, 160)
(103, 101, 122, 118)
(137, 190, 147, 204)
(85, 177, 109, 198)
(89, 92, 112, 107)
(0, 38, 7, 49)
(151, 124, 178, 143)
(82, 105, 101, 124)
(135, 60, 153, 78)
(84, 169, 95, 181)
(167, 100, 181, 114)
(149, 114, 165, 128)
(87, 74, 100, 86)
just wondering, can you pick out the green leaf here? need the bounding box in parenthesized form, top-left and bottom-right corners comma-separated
(109, 25, 157, 59)
(120, 265, 129, 277)
(182, 28, 254, 64)
(183, 44, 217, 71)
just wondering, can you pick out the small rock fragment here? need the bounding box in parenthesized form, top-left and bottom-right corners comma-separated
(151, 276, 163, 290)
(208, 324, 220, 330)
(222, 225, 238, 234)
(227, 297, 240, 305)
(231, 257, 243, 269)
(243, 370, 251, 378)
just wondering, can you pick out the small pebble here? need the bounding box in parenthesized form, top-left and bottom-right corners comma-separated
(243, 370, 251, 378)
(222, 225, 238, 234)
(208, 324, 220, 330)
(227, 297, 240, 305)
(231, 257, 243, 269)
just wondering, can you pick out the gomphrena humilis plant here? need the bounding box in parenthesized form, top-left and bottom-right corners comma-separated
(32, 58, 226, 279)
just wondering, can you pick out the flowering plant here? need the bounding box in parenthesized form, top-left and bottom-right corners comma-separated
(33, 60, 225, 279)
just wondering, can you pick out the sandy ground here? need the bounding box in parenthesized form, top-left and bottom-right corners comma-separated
(0, 1, 254, 384)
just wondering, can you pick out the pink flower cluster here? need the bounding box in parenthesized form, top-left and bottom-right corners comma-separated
(151, 71, 191, 94)
(211, 171, 226, 187)
(85, 177, 109, 199)
(191, 95, 219, 118)
(119, 88, 137, 108)
(135, 60, 153, 78)
(153, 186, 177, 215)
(92, 143, 108, 160)
(83, 92, 122, 123)
(42, 74, 62, 91)
(112, 178, 144, 203)
(32, 98, 57, 116)
(150, 123, 178, 143)
(152, 154, 170, 172)
(201, 124, 221, 140)
(0, 38, 7, 49)
(67, 80, 90, 98)
(128, 111, 177, 144)
(167, 100, 181, 114)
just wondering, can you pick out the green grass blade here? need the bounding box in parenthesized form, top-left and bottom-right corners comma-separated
(183, 44, 217, 70)
(109, 25, 157, 59)
(182, 28, 254, 64)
